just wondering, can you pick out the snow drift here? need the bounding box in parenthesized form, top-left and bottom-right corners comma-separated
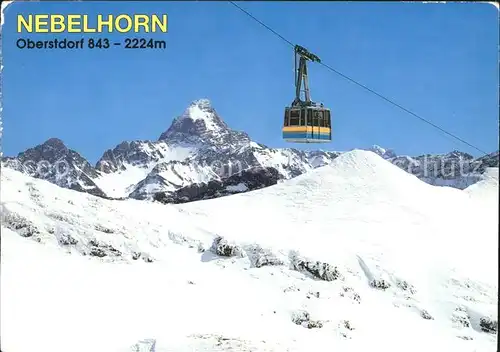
(1, 150, 498, 352)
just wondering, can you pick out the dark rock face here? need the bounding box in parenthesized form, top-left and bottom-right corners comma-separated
(2, 98, 498, 203)
(291, 310, 324, 329)
(479, 316, 498, 334)
(153, 166, 281, 204)
(474, 151, 500, 174)
(87, 240, 121, 258)
(2, 138, 106, 198)
(158, 99, 252, 148)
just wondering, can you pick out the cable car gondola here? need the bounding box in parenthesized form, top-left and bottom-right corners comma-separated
(282, 45, 332, 143)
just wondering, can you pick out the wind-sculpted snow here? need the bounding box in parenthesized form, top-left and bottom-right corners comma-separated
(464, 167, 499, 203)
(1, 150, 497, 352)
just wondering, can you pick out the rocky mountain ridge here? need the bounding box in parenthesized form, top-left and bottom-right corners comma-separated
(2, 99, 498, 203)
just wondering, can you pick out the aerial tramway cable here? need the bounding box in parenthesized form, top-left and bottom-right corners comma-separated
(228, 1, 490, 156)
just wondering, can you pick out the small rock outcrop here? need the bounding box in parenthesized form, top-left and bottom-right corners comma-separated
(2, 98, 498, 203)
(290, 252, 343, 281)
(210, 236, 244, 258)
(479, 316, 498, 334)
(291, 310, 324, 329)
(2, 138, 106, 197)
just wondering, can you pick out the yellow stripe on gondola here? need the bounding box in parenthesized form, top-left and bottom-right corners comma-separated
(282, 126, 331, 133)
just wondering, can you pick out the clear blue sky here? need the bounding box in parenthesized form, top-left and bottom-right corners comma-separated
(2, 1, 498, 163)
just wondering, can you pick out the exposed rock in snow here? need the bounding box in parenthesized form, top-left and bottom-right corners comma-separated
(290, 251, 344, 282)
(2, 99, 498, 203)
(291, 310, 325, 329)
(153, 166, 281, 204)
(2, 138, 107, 197)
(158, 99, 243, 146)
(1, 149, 497, 352)
(210, 236, 244, 258)
(244, 244, 286, 268)
(479, 316, 498, 334)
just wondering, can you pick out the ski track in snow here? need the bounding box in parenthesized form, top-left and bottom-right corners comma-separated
(1, 150, 498, 352)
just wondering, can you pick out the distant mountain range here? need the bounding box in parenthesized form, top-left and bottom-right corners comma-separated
(2, 99, 499, 203)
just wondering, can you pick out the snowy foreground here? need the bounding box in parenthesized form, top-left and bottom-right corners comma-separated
(1, 150, 498, 352)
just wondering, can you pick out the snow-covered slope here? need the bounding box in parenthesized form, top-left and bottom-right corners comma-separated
(1, 150, 497, 352)
(1, 99, 498, 202)
(88, 99, 336, 200)
(464, 167, 499, 207)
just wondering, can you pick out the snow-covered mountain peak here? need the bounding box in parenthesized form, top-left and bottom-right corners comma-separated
(91, 100, 256, 198)
(292, 150, 422, 195)
(22, 137, 70, 159)
(158, 98, 230, 143)
(184, 98, 228, 131)
(7, 137, 71, 166)
(2, 99, 498, 203)
(1, 137, 106, 197)
(368, 145, 396, 159)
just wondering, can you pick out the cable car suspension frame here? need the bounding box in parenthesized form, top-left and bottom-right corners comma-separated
(282, 45, 332, 143)
(292, 45, 321, 108)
